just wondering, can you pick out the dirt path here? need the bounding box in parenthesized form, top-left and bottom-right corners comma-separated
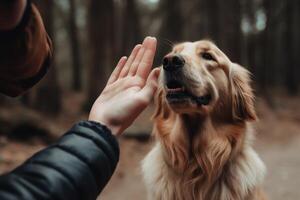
(99, 98, 300, 200)
(99, 136, 300, 200)
(98, 137, 300, 200)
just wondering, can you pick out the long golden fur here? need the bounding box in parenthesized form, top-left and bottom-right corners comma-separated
(142, 40, 266, 200)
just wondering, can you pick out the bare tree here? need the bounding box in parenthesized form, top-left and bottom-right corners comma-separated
(217, 0, 242, 63)
(121, 0, 141, 55)
(284, 0, 299, 94)
(32, 0, 61, 114)
(157, 0, 184, 63)
(241, 0, 258, 73)
(260, 0, 284, 92)
(86, 0, 115, 108)
(68, 0, 82, 91)
(191, 0, 219, 41)
(294, 0, 300, 92)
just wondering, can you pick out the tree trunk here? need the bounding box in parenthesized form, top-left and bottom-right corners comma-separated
(86, 0, 115, 109)
(206, 0, 219, 42)
(68, 0, 82, 91)
(294, 0, 300, 92)
(157, 0, 184, 63)
(260, 0, 273, 91)
(32, 0, 61, 114)
(217, 0, 242, 63)
(284, 0, 298, 94)
(121, 0, 141, 55)
(193, 0, 219, 42)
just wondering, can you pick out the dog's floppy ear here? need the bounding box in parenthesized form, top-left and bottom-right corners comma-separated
(153, 87, 164, 118)
(152, 70, 171, 119)
(152, 87, 171, 119)
(230, 63, 257, 121)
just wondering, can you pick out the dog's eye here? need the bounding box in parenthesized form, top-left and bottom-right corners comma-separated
(201, 52, 215, 61)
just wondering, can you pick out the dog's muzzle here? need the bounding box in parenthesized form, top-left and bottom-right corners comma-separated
(162, 55, 212, 106)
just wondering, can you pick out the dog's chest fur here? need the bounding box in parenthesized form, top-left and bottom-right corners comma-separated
(142, 127, 266, 200)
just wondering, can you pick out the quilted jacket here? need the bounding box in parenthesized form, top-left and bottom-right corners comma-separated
(0, 121, 120, 200)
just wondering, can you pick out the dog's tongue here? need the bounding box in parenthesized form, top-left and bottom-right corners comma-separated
(194, 95, 211, 105)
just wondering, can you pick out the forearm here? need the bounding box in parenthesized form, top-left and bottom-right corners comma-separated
(0, 121, 119, 200)
(0, 0, 27, 31)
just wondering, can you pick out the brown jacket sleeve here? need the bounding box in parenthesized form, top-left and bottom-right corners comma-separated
(0, 2, 52, 97)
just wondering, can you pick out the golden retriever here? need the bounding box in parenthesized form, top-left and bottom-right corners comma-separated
(142, 40, 266, 200)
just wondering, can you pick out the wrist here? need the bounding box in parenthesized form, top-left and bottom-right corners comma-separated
(88, 115, 121, 137)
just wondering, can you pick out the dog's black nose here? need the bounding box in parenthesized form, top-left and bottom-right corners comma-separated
(162, 54, 185, 72)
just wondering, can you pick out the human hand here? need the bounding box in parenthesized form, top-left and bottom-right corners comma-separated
(89, 37, 160, 136)
(0, 0, 27, 31)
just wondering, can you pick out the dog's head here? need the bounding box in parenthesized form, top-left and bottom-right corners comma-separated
(154, 40, 256, 122)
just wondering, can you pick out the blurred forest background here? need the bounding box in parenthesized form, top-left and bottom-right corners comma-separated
(0, 0, 300, 200)
(1, 0, 299, 112)
(3, 0, 300, 112)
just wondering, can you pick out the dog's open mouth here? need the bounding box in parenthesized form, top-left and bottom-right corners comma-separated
(165, 80, 212, 105)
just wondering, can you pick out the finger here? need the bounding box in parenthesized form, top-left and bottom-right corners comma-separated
(128, 47, 145, 76)
(138, 68, 160, 103)
(107, 56, 127, 84)
(119, 44, 142, 78)
(128, 37, 152, 76)
(136, 37, 157, 80)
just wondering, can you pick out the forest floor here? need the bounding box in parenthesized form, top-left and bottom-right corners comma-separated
(0, 93, 300, 200)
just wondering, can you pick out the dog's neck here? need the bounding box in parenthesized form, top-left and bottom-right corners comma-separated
(156, 112, 246, 181)
(181, 113, 205, 135)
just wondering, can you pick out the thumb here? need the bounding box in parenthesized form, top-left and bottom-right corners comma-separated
(138, 68, 160, 102)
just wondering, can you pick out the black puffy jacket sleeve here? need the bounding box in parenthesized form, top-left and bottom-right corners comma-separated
(0, 121, 119, 200)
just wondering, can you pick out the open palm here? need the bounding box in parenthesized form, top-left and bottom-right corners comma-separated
(89, 37, 160, 136)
